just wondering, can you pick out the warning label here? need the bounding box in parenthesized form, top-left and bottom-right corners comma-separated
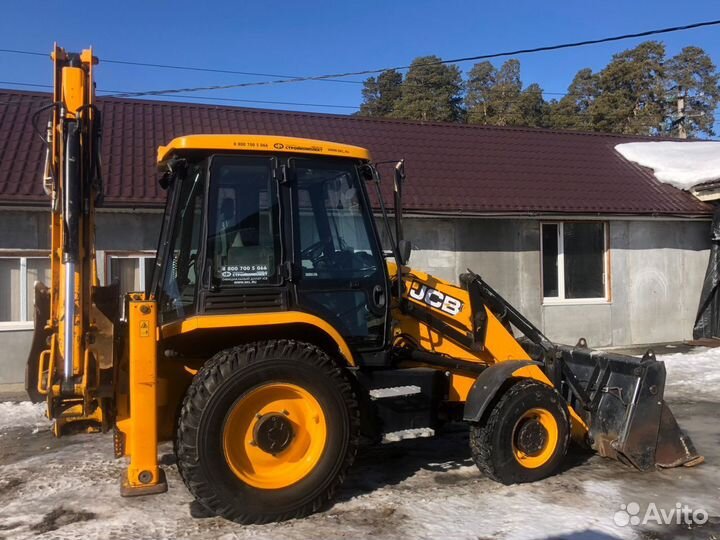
(139, 320, 150, 337)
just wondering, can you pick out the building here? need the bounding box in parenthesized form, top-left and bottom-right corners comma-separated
(0, 89, 713, 385)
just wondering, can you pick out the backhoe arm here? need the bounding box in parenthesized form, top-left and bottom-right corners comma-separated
(26, 45, 115, 434)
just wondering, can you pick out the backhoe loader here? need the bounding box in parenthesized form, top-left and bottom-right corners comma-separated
(25, 46, 702, 524)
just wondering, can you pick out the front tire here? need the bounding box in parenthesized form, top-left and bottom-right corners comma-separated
(470, 379, 570, 484)
(175, 340, 359, 524)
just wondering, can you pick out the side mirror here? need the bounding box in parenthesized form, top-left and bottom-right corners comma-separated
(398, 239, 412, 266)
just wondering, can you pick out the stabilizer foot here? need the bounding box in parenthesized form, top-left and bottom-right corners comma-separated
(120, 468, 168, 497)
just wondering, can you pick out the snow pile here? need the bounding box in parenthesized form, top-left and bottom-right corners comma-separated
(0, 401, 48, 430)
(615, 141, 720, 189)
(660, 346, 720, 401)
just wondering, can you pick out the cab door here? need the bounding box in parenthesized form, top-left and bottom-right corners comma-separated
(290, 158, 389, 352)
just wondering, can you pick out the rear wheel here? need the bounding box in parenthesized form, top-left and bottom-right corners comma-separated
(470, 379, 569, 484)
(176, 339, 359, 524)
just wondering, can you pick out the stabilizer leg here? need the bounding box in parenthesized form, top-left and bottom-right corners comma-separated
(119, 297, 167, 497)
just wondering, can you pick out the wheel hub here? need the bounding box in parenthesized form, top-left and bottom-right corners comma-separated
(515, 418, 548, 456)
(253, 413, 294, 454)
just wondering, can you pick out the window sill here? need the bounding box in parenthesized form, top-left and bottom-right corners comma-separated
(542, 298, 610, 306)
(0, 321, 34, 331)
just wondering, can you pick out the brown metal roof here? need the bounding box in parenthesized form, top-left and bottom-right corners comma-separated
(0, 89, 712, 216)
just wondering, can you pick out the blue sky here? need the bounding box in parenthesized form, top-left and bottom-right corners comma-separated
(2, 1, 720, 125)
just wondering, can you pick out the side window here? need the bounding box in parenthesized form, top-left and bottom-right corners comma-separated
(208, 157, 279, 286)
(0, 255, 51, 327)
(542, 222, 607, 302)
(160, 167, 205, 320)
(295, 164, 378, 280)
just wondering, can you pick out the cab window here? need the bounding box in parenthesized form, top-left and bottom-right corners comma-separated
(207, 156, 280, 286)
(295, 161, 379, 281)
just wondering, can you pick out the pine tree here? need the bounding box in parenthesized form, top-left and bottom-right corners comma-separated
(465, 61, 496, 124)
(589, 41, 666, 135)
(486, 59, 523, 126)
(391, 56, 464, 122)
(665, 46, 720, 137)
(358, 70, 403, 117)
(509, 83, 550, 127)
(466, 59, 548, 127)
(548, 68, 597, 131)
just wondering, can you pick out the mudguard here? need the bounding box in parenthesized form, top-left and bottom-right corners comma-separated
(462, 360, 542, 422)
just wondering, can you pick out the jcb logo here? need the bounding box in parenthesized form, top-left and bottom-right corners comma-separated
(409, 281, 464, 316)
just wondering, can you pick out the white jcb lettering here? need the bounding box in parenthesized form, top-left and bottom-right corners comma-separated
(409, 283, 426, 301)
(441, 295, 463, 316)
(425, 290, 443, 308)
(408, 281, 464, 317)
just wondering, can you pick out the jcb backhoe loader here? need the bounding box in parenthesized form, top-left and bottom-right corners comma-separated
(26, 46, 702, 524)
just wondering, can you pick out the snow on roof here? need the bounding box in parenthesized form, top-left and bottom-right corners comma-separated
(615, 141, 720, 190)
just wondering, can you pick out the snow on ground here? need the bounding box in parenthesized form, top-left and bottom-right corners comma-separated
(0, 347, 719, 539)
(615, 141, 720, 189)
(662, 346, 720, 401)
(0, 401, 47, 430)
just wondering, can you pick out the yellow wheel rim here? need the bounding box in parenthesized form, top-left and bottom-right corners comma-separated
(222, 382, 327, 489)
(512, 407, 559, 469)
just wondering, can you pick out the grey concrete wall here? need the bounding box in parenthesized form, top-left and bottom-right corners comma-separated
(400, 218, 543, 328)
(0, 330, 32, 384)
(0, 210, 162, 251)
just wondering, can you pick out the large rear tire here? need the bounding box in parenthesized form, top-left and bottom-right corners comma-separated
(175, 339, 359, 524)
(470, 379, 570, 484)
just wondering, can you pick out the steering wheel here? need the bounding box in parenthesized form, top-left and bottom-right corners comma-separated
(300, 240, 325, 262)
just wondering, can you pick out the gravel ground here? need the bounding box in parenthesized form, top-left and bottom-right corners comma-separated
(0, 348, 718, 540)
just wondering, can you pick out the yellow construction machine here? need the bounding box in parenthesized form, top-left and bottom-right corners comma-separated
(26, 46, 702, 524)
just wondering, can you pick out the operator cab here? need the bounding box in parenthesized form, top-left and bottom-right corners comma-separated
(153, 135, 390, 353)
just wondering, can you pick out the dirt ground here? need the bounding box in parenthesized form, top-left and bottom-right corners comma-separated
(0, 349, 718, 540)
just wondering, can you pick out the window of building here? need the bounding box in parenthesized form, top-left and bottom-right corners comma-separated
(541, 222, 608, 303)
(0, 253, 51, 329)
(105, 252, 156, 318)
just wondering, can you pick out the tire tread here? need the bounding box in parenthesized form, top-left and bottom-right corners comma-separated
(175, 339, 359, 524)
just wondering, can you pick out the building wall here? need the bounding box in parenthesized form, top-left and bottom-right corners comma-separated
(0, 209, 711, 384)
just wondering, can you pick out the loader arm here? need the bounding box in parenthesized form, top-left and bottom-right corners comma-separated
(391, 264, 702, 471)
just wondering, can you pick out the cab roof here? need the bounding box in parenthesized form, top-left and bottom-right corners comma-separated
(157, 134, 371, 163)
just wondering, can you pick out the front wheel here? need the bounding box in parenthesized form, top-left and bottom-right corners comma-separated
(469, 379, 570, 484)
(175, 340, 359, 524)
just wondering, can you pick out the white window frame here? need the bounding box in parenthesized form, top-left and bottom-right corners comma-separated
(0, 251, 51, 331)
(103, 251, 156, 290)
(541, 222, 610, 305)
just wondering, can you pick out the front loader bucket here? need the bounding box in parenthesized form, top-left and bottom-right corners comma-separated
(556, 345, 703, 471)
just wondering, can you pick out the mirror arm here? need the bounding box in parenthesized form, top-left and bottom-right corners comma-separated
(393, 159, 405, 261)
